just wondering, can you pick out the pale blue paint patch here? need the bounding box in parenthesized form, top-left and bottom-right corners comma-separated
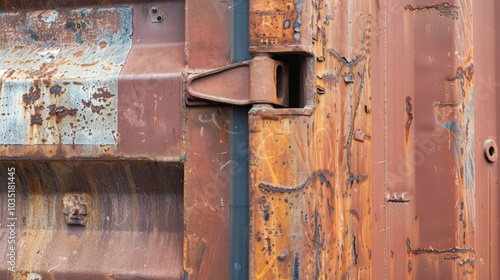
(434, 86, 476, 229)
(41, 11, 58, 25)
(464, 86, 476, 228)
(0, 7, 132, 145)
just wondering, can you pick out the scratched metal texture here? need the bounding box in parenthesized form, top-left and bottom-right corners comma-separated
(372, 0, 479, 279)
(249, 0, 372, 279)
(250, 0, 498, 280)
(183, 0, 233, 279)
(0, 1, 184, 160)
(0, 0, 233, 280)
(370, 0, 500, 279)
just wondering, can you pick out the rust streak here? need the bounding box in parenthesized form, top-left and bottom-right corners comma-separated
(313, 208, 324, 279)
(406, 238, 474, 255)
(345, 67, 367, 187)
(258, 170, 334, 193)
(349, 209, 360, 220)
(153, 93, 158, 134)
(403, 2, 460, 20)
(405, 96, 413, 147)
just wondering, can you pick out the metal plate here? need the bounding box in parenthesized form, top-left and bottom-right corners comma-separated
(0, 7, 132, 145)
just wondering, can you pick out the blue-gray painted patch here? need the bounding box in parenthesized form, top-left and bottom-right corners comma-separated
(0, 7, 132, 145)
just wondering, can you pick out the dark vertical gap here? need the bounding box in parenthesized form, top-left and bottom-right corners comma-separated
(230, 0, 250, 279)
(274, 54, 307, 108)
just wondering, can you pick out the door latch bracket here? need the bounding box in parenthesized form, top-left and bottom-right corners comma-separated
(186, 55, 289, 106)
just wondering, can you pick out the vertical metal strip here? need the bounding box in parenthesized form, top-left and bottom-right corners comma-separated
(230, 0, 251, 279)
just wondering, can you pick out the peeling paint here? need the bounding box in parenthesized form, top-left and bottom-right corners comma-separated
(0, 7, 132, 145)
(404, 2, 460, 20)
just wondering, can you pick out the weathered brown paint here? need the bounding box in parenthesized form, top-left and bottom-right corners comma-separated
(1, 161, 184, 279)
(0, 0, 497, 279)
(473, 0, 500, 279)
(0, 0, 233, 279)
(250, 0, 499, 279)
(378, 0, 476, 278)
(183, 0, 233, 279)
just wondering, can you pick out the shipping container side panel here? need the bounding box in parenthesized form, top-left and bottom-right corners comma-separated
(384, 0, 476, 278)
(248, 0, 372, 279)
(372, 0, 497, 279)
(473, 0, 500, 279)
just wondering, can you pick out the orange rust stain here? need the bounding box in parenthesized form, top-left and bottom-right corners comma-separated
(249, 0, 372, 279)
(99, 40, 108, 49)
(73, 50, 84, 57)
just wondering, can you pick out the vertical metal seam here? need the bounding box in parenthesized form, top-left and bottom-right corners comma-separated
(230, 0, 251, 279)
(383, 0, 388, 278)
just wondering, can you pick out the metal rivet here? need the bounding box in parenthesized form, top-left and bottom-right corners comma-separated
(63, 193, 88, 226)
(151, 7, 158, 13)
(277, 249, 288, 261)
(484, 139, 497, 163)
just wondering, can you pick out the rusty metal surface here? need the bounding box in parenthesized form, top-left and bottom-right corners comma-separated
(0, 0, 232, 279)
(187, 55, 289, 106)
(117, 1, 184, 159)
(470, 0, 498, 279)
(184, 107, 233, 280)
(0, 1, 184, 160)
(249, 0, 372, 279)
(0, 0, 497, 279)
(250, 0, 499, 280)
(371, 0, 499, 279)
(249, 0, 314, 54)
(183, 0, 233, 279)
(0, 7, 131, 145)
(373, 0, 477, 278)
(0, 161, 184, 279)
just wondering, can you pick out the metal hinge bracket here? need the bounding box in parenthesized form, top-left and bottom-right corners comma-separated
(186, 55, 288, 106)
